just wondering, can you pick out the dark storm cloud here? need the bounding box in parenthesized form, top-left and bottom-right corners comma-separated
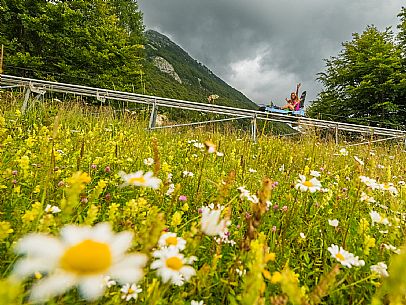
(138, 0, 403, 105)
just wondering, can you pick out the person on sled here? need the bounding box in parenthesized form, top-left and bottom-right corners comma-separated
(281, 83, 301, 111)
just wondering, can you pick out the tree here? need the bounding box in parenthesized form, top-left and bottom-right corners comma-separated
(308, 25, 405, 127)
(398, 7, 406, 55)
(396, 7, 406, 119)
(0, 0, 145, 91)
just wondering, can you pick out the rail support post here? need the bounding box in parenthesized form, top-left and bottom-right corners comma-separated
(148, 100, 158, 130)
(21, 87, 31, 114)
(335, 124, 339, 145)
(251, 114, 257, 143)
(0, 44, 3, 75)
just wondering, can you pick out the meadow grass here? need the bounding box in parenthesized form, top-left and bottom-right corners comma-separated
(0, 92, 405, 304)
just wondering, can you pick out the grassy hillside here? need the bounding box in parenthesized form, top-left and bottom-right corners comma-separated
(142, 30, 257, 110)
(0, 92, 405, 304)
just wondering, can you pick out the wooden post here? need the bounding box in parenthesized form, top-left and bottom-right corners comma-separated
(0, 44, 4, 74)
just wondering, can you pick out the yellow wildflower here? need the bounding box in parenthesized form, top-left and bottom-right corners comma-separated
(171, 211, 183, 227)
(67, 172, 91, 185)
(161, 162, 171, 173)
(0, 221, 14, 241)
(181, 203, 189, 212)
(271, 271, 282, 284)
(363, 235, 376, 256)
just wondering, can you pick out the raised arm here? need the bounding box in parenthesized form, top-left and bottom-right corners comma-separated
(295, 83, 301, 98)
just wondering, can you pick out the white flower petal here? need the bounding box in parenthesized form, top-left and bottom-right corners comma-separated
(91, 223, 114, 243)
(109, 254, 147, 284)
(110, 231, 133, 258)
(16, 234, 64, 258)
(180, 266, 196, 280)
(60, 225, 90, 245)
(78, 275, 105, 300)
(30, 273, 77, 302)
(13, 257, 57, 279)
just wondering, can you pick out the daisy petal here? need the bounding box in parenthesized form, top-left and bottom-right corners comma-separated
(30, 273, 76, 302)
(13, 258, 57, 278)
(79, 275, 105, 300)
(16, 234, 64, 258)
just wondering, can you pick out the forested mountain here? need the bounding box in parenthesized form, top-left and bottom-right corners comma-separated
(142, 30, 257, 109)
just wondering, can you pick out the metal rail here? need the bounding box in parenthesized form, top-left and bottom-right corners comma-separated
(1, 74, 405, 142)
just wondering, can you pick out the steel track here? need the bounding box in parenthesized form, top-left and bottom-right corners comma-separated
(1, 74, 405, 140)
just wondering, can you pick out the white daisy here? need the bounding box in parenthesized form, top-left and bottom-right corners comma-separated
(360, 192, 376, 203)
(12, 223, 147, 302)
(150, 247, 196, 286)
(247, 194, 259, 204)
(370, 210, 390, 226)
(328, 219, 339, 227)
(379, 183, 398, 195)
(44, 204, 61, 214)
(121, 283, 142, 301)
(327, 244, 365, 268)
(143, 158, 154, 166)
(295, 175, 322, 193)
(339, 148, 349, 156)
(119, 171, 161, 189)
(182, 171, 194, 178)
(382, 243, 401, 254)
(166, 183, 175, 196)
(157, 232, 186, 251)
(370, 262, 389, 277)
(359, 176, 380, 190)
(310, 170, 321, 177)
(102, 276, 116, 288)
(235, 268, 246, 277)
(200, 206, 229, 236)
(248, 168, 257, 173)
(191, 301, 204, 305)
(237, 186, 251, 200)
(193, 142, 205, 149)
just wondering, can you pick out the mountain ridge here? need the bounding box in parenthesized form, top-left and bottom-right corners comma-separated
(143, 30, 258, 110)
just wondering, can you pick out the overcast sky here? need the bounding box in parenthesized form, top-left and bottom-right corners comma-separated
(138, 0, 404, 106)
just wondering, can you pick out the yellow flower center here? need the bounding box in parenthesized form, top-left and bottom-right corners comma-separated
(303, 181, 313, 187)
(335, 253, 345, 261)
(129, 177, 146, 184)
(128, 287, 135, 294)
(60, 239, 112, 274)
(166, 256, 183, 271)
(165, 236, 178, 246)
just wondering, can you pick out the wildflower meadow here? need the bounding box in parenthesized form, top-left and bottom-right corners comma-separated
(0, 92, 405, 304)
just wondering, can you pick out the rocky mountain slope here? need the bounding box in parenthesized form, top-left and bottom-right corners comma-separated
(142, 30, 257, 110)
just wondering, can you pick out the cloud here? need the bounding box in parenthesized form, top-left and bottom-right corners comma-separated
(139, 0, 404, 105)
